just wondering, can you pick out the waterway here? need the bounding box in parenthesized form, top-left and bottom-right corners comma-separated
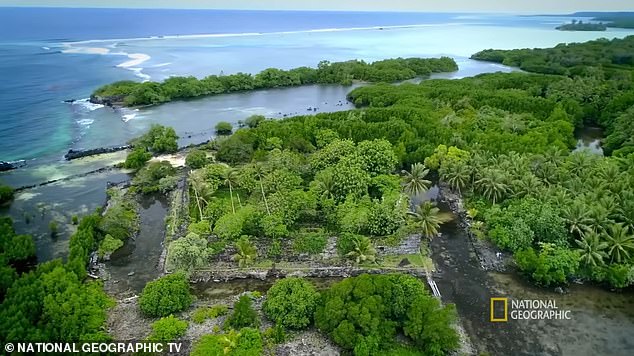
(105, 195, 169, 295)
(430, 199, 634, 356)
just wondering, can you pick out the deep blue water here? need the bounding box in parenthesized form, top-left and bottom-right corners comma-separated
(0, 8, 523, 41)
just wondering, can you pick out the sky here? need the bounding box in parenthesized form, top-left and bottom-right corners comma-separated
(0, 0, 633, 13)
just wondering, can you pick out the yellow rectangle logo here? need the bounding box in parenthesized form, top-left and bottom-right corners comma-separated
(490, 297, 508, 322)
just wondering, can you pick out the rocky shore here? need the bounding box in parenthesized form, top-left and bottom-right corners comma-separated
(65, 145, 131, 160)
(89, 94, 125, 107)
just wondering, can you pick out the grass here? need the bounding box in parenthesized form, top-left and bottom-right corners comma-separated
(379, 254, 433, 269)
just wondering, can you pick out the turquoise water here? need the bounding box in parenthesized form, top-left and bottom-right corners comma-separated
(2, 9, 634, 167)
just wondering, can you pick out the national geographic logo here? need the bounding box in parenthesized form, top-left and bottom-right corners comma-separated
(490, 297, 572, 322)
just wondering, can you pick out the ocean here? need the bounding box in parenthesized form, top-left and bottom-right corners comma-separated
(2, 8, 634, 168)
(2, 8, 634, 260)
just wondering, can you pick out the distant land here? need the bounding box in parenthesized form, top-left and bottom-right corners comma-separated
(532, 11, 634, 29)
(556, 20, 607, 32)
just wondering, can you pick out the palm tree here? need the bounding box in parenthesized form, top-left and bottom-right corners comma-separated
(440, 162, 470, 194)
(604, 223, 634, 264)
(252, 162, 271, 215)
(408, 201, 452, 238)
(189, 170, 212, 220)
(567, 151, 594, 177)
(511, 174, 542, 198)
(401, 163, 431, 196)
(563, 201, 592, 236)
(475, 168, 509, 204)
(575, 231, 608, 267)
(232, 236, 257, 268)
(543, 146, 566, 167)
(587, 204, 612, 233)
(346, 236, 377, 264)
(313, 170, 336, 200)
(223, 167, 240, 214)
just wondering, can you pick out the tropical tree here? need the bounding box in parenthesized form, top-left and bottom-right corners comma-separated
(312, 170, 336, 200)
(252, 162, 270, 215)
(440, 162, 470, 194)
(345, 236, 377, 264)
(232, 236, 257, 268)
(189, 170, 214, 220)
(223, 167, 240, 214)
(562, 201, 592, 236)
(408, 201, 452, 238)
(511, 174, 542, 198)
(604, 223, 634, 264)
(401, 163, 431, 196)
(475, 168, 509, 204)
(575, 231, 608, 267)
(587, 204, 612, 233)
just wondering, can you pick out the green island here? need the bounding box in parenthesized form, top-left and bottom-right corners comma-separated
(90, 57, 458, 106)
(3, 36, 634, 355)
(556, 20, 607, 31)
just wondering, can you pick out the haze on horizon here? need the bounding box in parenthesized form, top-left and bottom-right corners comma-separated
(1, 0, 633, 13)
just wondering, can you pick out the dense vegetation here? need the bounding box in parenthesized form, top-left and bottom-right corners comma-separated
(124, 124, 179, 169)
(0, 213, 114, 343)
(160, 36, 634, 288)
(315, 274, 458, 355)
(92, 57, 457, 106)
(185, 275, 457, 355)
(262, 277, 319, 329)
(138, 272, 194, 317)
(166, 131, 444, 271)
(0, 183, 13, 205)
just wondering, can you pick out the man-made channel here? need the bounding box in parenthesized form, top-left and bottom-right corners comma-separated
(104, 195, 168, 295)
(431, 196, 634, 356)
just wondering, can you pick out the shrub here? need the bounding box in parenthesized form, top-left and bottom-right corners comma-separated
(133, 161, 177, 194)
(99, 199, 138, 241)
(244, 115, 265, 128)
(191, 328, 262, 356)
(225, 295, 260, 329)
(186, 149, 208, 169)
(215, 121, 233, 135)
(123, 147, 152, 169)
(147, 315, 188, 341)
(49, 221, 58, 236)
(214, 213, 246, 240)
(98, 234, 124, 259)
(514, 244, 580, 286)
(263, 278, 319, 329)
(337, 232, 363, 256)
(139, 273, 194, 317)
(192, 304, 229, 324)
(292, 230, 328, 255)
(166, 232, 211, 272)
(0, 184, 14, 205)
(134, 124, 179, 154)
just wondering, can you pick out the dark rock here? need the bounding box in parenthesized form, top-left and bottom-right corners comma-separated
(65, 145, 131, 160)
(398, 258, 411, 267)
(90, 94, 126, 107)
(64, 99, 76, 103)
(0, 160, 26, 172)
